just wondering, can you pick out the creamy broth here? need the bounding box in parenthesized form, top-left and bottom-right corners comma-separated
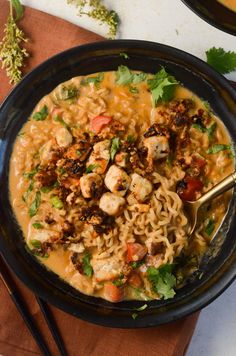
(217, 0, 236, 12)
(10, 69, 234, 302)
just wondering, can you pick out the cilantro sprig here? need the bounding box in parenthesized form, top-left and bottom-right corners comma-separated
(110, 137, 120, 161)
(206, 47, 236, 74)
(82, 252, 93, 277)
(147, 264, 176, 300)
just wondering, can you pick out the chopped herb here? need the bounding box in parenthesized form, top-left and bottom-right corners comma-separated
(147, 67, 179, 106)
(147, 264, 176, 300)
(166, 154, 173, 167)
(127, 135, 135, 144)
(132, 313, 138, 320)
(112, 273, 124, 287)
(116, 66, 147, 86)
(32, 222, 44, 229)
(129, 86, 139, 94)
(76, 150, 82, 156)
(40, 186, 53, 193)
(53, 115, 70, 129)
(110, 137, 120, 161)
(23, 165, 39, 179)
(58, 85, 78, 100)
(206, 144, 231, 154)
(32, 105, 48, 121)
(130, 260, 144, 269)
(82, 252, 93, 277)
(81, 72, 104, 87)
(58, 167, 66, 175)
(135, 303, 148, 311)
(18, 131, 25, 137)
(22, 180, 34, 202)
(207, 122, 217, 139)
(192, 123, 206, 133)
(120, 52, 129, 59)
(28, 191, 41, 217)
(206, 47, 236, 74)
(85, 164, 100, 173)
(202, 100, 212, 113)
(30, 239, 42, 249)
(50, 196, 63, 209)
(205, 218, 215, 236)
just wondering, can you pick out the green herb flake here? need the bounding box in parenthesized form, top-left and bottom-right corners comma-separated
(132, 313, 138, 320)
(18, 131, 25, 137)
(120, 52, 129, 59)
(147, 264, 176, 300)
(147, 67, 179, 106)
(112, 273, 124, 287)
(127, 135, 135, 144)
(166, 154, 173, 168)
(192, 123, 206, 133)
(132, 72, 147, 84)
(53, 115, 70, 129)
(129, 86, 139, 94)
(135, 303, 148, 312)
(202, 100, 212, 113)
(22, 180, 34, 202)
(30, 239, 42, 249)
(206, 47, 236, 74)
(110, 137, 120, 161)
(130, 260, 144, 269)
(50, 196, 63, 209)
(76, 150, 82, 156)
(207, 122, 217, 139)
(32, 105, 48, 121)
(85, 164, 100, 174)
(58, 85, 78, 100)
(81, 72, 104, 87)
(32, 222, 44, 229)
(116, 65, 133, 85)
(40, 186, 53, 193)
(205, 219, 215, 236)
(58, 167, 66, 175)
(82, 252, 93, 277)
(28, 191, 41, 217)
(206, 144, 231, 154)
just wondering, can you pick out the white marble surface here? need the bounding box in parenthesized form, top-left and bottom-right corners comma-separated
(19, 1, 236, 355)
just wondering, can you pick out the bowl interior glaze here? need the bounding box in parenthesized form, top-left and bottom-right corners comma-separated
(0, 40, 236, 328)
(181, 0, 236, 35)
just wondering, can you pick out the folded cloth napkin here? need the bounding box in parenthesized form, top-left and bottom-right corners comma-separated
(0, 1, 199, 355)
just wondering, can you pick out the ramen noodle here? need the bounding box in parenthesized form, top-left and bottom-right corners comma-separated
(9, 67, 234, 302)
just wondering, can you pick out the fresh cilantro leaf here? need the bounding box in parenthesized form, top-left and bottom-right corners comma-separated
(32, 105, 48, 121)
(40, 186, 54, 193)
(130, 260, 144, 269)
(132, 313, 138, 320)
(81, 73, 104, 87)
(147, 68, 179, 106)
(76, 150, 81, 156)
(53, 115, 70, 129)
(110, 137, 120, 161)
(147, 264, 176, 300)
(22, 180, 34, 202)
(85, 164, 100, 173)
(202, 100, 212, 113)
(50, 196, 63, 209)
(192, 123, 207, 133)
(112, 273, 125, 287)
(206, 144, 231, 154)
(207, 122, 217, 139)
(206, 47, 236, 74)
(28, 191, 41, 217)
(127, 135, 135, 144)
(205, 219, 215, 236)
(82, 252, 93, 277)
(120, 52, 129, 59)
(166, 154, 173, 167)
(58, 85, 78, 100)
(23, 165, 39, 179)
(132, 72, 147, 84)
(30, 239, 42, 249)
(116, 65, 133, 85)
(32, 222, 44, 229)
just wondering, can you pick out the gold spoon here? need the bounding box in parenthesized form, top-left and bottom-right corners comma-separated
(185, 171, 236, 235)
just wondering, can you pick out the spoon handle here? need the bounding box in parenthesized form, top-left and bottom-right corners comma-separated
(198, 171, 236, 206)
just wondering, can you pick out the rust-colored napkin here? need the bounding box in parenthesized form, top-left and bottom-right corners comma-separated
(0, 2, 199, 355)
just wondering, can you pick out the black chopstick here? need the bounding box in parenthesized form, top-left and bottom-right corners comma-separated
(0, 254, 51, 356)
(36, 296, 67, 356)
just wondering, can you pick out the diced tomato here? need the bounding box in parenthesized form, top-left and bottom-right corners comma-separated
(177, 176, 203, 201)
(128, 273, 143, 288)
(103, 282, 124, 303)
(90, 115, 112, 134)
(126, 243, 147, 263)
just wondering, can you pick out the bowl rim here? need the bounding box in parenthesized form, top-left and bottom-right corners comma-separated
(0, 39, 236, 328)
(180, 0, 236, 36)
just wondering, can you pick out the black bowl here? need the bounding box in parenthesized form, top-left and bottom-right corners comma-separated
(181, 0, 236, 36)
(0, 40, 236, 328)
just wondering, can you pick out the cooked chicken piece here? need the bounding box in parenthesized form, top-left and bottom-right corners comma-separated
(92, 257, 122, 282)
(80, 173, 103, 198)
(30, 229, 58, 244)
(129, 173, 152, 203)
(104, 165, 131, 196)
(114, 151, 129, 168)
(68, 243, 85, 254)
(99, 192, 125, 216)
(86, 139, 110, 174)
(40, 139, 60, 165)
(55, 127, 73, 147)
(143, 136, 170, 168)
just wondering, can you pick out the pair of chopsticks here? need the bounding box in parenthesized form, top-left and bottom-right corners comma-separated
(0, 254, 67, 356)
